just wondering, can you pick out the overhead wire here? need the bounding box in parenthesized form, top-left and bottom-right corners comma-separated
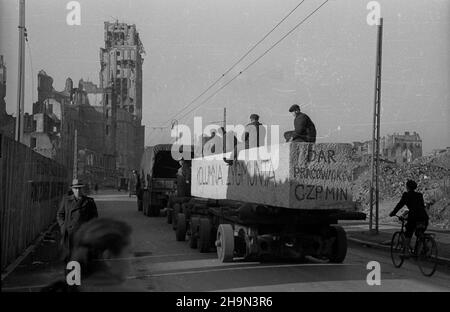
(160, 0, 308, 126)
(176, 0, 330, 123)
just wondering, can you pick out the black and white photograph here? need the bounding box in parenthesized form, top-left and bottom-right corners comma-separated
(0, 0, 449, 297)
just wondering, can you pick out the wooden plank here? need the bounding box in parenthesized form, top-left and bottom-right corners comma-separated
(0, 135, 68, 271)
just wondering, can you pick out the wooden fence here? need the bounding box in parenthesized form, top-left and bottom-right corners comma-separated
(0, 133, 68, 271)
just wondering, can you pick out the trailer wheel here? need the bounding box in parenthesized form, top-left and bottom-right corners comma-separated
(167, 208, 173, 224)
(216, 224, 234, 263)
(189, 217, 200, 249)
(142, 191, 150, 216)
(151, 204, 160, 217)
(176, 213, 186, 241)
(198, 218, 212, 253)
(172, 204, 181, 230)
(329, 226, 347, 263)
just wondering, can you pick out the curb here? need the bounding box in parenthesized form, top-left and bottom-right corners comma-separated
(348, 236, 450, 267)
(1, 222, 58, 282)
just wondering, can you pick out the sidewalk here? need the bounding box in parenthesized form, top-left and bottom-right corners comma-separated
(341, 221, 450, 264)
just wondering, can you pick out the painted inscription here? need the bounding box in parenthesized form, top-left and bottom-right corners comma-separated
(196, 160, 276, 188)
(294, 147, 352, 202)
(294, 184, 348, 201)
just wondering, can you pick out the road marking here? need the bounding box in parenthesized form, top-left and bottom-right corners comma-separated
(128, 262, 358, 279)
(99, 253, 212, 262)
(2, 284, 48, 291)
(212, 278, 450, 292)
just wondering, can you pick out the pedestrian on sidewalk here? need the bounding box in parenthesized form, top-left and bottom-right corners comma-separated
(57, 179, 99, 262)
(389, 180, 429, 256)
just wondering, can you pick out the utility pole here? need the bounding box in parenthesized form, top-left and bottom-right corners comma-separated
(73, 129, 78, 180)
(15, 0, 25, 143)
(369, 18, 383, 234)
(223, 107, 227, 153)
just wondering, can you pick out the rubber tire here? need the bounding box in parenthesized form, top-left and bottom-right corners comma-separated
(189, 217, 200, 249)
(142, 191, 150, 216)
(176, 213, 186, 241)
(167, 208, 173, 224)
(216, 224, 234, 262)
(151, 204, 160, 217)
(390, 231, 405, 268)
(329, 226, 347, 263)
(198, 218, 212, 253)
(417, 236, 438, 277)
(172, 204, 181, 230)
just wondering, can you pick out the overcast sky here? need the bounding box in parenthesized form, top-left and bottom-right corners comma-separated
(1, 0, 449, 154)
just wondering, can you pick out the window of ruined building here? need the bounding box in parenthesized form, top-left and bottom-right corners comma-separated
(31, 137, 37, 149)
(129, 106, 134, 114)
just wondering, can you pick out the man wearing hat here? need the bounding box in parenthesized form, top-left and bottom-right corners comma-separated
(244, 113, 266, 149)
(287, 104, 316, 143)
(57, 178, 98, 261)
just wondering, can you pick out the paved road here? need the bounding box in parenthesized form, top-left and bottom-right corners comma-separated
(3, 192, 450, 292)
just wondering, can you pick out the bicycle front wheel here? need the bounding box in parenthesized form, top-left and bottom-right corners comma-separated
(391, 231, 405, 268)
(417, 236, 438, 277)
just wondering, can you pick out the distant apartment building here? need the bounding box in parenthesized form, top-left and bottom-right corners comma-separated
(0, 55, 15, 138)
(99, 21, 145, 181)
(353, 131, 423, 164)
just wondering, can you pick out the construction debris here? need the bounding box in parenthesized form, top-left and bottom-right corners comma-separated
(353, 151, 450, 229)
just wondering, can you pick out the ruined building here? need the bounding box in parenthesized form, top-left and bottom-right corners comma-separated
(381, 132, 423, 164)
(25, 70, 116, 185)
(0, 55, 15, 138)
(99, 21, 145, 182)
(353, 131, 423, 164)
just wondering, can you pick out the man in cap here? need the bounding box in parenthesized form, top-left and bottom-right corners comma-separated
(57, 178, 98, 261)
(244, 113, 266, 149)
(287, 104, 316, 143)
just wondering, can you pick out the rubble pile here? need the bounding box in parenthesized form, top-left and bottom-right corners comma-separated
(412, 150, 450, 170)
(352, 154, 450, 229)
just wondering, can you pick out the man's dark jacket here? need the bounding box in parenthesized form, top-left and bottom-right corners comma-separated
(293, 112, 316, 143)
(391, 191, 429, 222)
(57, 194, 98, 251)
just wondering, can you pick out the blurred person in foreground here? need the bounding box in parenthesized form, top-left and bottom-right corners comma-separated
(42, 218, 146, 292)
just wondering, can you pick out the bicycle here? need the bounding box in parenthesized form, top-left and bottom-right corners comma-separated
(390, 215, 438, 277)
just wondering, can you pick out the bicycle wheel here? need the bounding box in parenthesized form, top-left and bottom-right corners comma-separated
(417, 236, 438, 277)
(391, 231, 405, 268)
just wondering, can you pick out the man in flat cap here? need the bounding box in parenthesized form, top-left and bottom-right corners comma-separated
(287, 104, 316, 143)
(244, 113, 266, 149)
(57, 178, 98, 261)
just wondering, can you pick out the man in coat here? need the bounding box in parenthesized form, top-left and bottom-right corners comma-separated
(243, 114, 266, 149)
(57, 179, 98, 261)
(287, 104, 317, 143)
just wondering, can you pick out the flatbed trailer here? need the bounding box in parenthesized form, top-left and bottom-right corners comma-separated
(164, 142, 366, 263)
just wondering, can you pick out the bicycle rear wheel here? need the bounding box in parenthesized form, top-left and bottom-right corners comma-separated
(391, 231, 405, 268)
(417, 236, 438, 277)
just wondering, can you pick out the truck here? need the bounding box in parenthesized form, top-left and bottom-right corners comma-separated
(140, 144, 181, 216)
(140, 141, 366, 263)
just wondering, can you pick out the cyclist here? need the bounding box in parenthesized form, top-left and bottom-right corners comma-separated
(389, 180, 429, 256)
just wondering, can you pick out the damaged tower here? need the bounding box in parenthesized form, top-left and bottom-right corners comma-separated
(100, 21, 145, 183)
